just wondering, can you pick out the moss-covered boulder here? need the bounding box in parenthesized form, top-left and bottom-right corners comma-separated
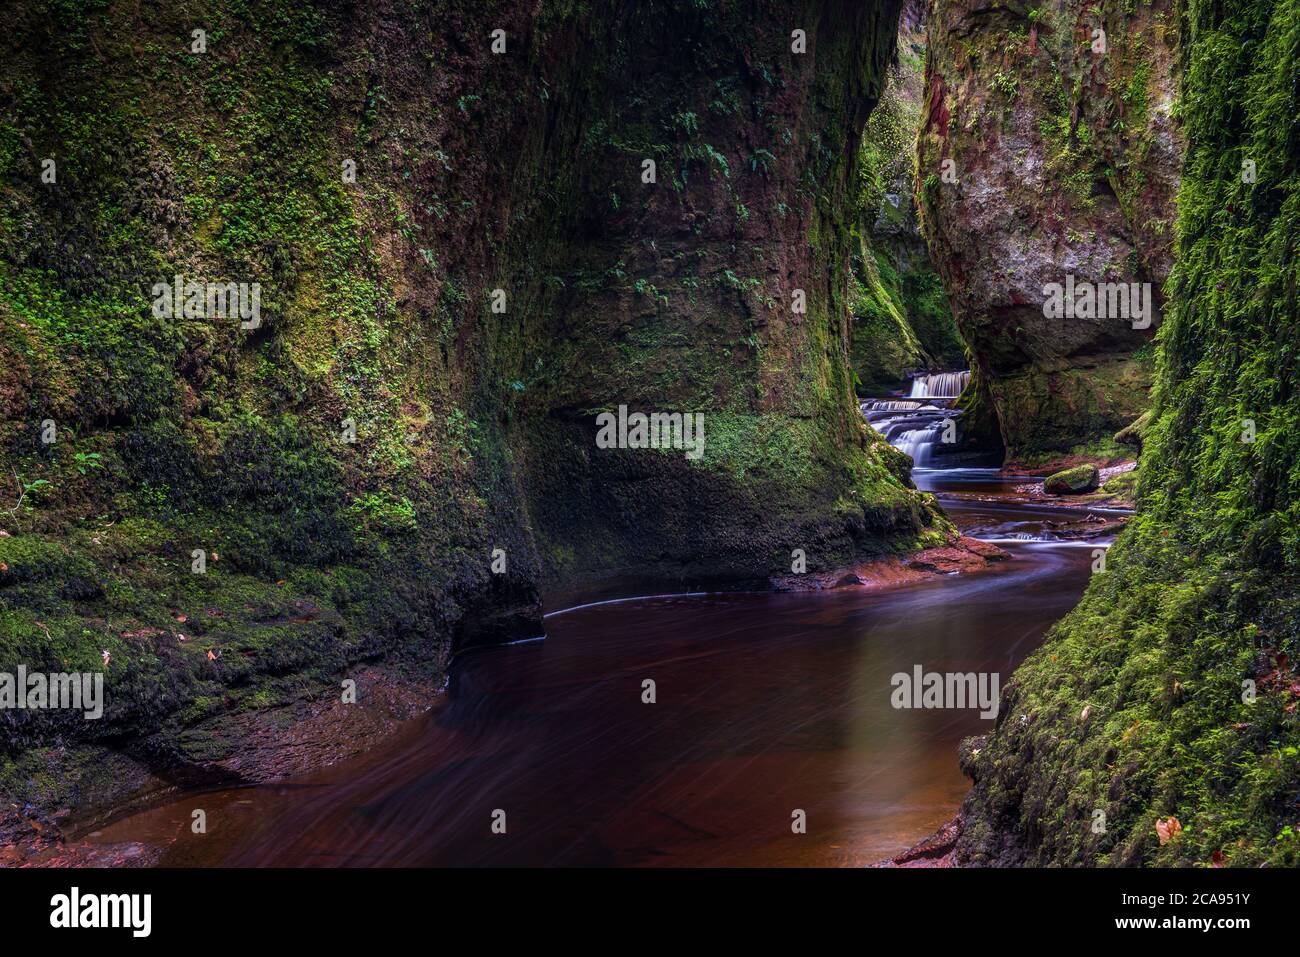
(1042, 464, 1101, 495)
(1099, 468, 1138, 497)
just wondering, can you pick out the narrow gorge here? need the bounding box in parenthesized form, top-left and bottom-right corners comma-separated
(0, 0, 1296, 876)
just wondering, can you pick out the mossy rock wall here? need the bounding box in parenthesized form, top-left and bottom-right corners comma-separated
(917, 0, 1182, 459)
(849, 0, 966, 394)
(956, 0, 1300, 866)
(0, 0, 947, 818)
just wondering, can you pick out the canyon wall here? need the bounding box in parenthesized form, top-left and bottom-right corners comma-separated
(849, 0, 966, 395)
(957, 0, 1300, 865)
(917, 0, 1182, 461)
(0, 0, 946, 826)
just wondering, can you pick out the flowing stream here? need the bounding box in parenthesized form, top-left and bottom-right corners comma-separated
(84, 375, 1106, 866)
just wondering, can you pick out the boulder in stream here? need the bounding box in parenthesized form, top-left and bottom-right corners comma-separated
(1042, 464, 1100, 495)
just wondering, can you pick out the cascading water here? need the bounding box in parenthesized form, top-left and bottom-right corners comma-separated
(861, 370, 971, 471)
(908, 370, 970, 400)
(893, 425, 940, 467)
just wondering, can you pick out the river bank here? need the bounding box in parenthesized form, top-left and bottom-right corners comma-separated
(6, 464, 1109, 867)
(1, 374, 1128, 868)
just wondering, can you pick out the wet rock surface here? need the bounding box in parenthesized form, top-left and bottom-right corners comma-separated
(917, 0, 1181, 458)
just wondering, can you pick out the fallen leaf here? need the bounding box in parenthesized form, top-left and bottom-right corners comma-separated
(101, 650, 111, 667)
(206, 650, 217, 661)
(1080, 706, 1091, 721)
(1211, 850, 1224, 867)
(175, 614, 187, 623)
(1155, 816, 1182, 845)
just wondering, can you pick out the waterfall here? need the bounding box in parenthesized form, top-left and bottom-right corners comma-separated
(908, 370, 970, 400)
(893, 425, 940, 467)
(860, 399, 926, 413)
(860, 369, 972, 470)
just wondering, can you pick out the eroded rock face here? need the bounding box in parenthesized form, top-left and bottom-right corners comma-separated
(955, 0, 1300, 867)
(508, 0, 947, 595)
(917, 0, 1181, 460)
(0, 0, 945, 825)
(848, 0, 966, 395)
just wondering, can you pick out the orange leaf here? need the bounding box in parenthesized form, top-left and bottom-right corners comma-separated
(1155, 817, 1182, 845)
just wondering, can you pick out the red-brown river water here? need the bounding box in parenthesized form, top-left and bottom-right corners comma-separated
(85, 471, 1111, 866)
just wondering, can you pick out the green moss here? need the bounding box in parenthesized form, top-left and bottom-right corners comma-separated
(960, 0, 1300, 867)
(849, 31, 965, 392)
(1100, 469, 1139, 495)
(0, 0, 942, 825)
(1042, 463, 1100, 494)
(848, 241, 925, 393)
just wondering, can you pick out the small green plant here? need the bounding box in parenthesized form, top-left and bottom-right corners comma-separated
(73, 452, 104, 476)
(6, 473, 50, 514)
(748, 149, 776, 175)
(703, 143, 730, 178)
(991, 70, 1020, 100)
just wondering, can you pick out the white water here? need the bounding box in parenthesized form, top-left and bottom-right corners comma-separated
(861, 399, 926, 413)
(908, 370, 970, 400)
(893, 426, 940, 467)
(863, 370, 971, 469)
